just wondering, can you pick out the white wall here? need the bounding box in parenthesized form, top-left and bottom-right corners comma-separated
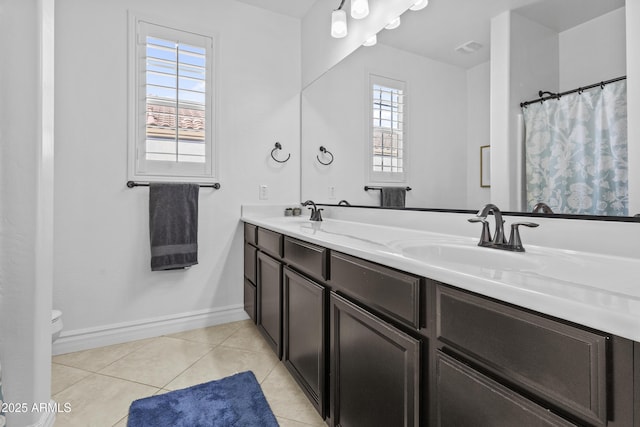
(466, 61, 491, 210)
(0, 0, 55, 425)
(54, 0, 301, 352)
(301, 42, 468, 208)
(301, 0, 416, 87)
(491, 11, 559, 211)
(559, 7, 626, 90)
(628, 0, 640, 215)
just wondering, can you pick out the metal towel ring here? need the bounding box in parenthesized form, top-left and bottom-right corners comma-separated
(270, 142, 290, 163)
(317, 146, 334, 166)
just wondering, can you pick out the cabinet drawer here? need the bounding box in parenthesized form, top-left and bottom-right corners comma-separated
(437, 285, 608, 425)
(436, 351, 577, 427)
(330, 252, 421, 329)
(244, 243, 257, 284)
(244, 222, 257, 245)
(257, 228, 283, 258)
(283, 237, 328, 280)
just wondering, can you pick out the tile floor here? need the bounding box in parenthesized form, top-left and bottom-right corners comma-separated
(51, 320, 326, 427)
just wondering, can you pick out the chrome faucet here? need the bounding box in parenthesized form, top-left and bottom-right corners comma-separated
(302, 200, 323, 221)
(469, 204, 539, 252)
(472, 203, 506, 246)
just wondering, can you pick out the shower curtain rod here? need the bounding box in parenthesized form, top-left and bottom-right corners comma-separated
(520, 75, 626, 108)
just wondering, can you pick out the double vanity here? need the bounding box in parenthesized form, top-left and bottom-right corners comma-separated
(242, 205, 640, 427)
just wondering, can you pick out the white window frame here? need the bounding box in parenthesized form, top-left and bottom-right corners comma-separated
(366, 74, 407, 184)
(128, 13, 217, 183)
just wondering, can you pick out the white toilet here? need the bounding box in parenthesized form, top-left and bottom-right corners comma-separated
(52, 309, 63, 342)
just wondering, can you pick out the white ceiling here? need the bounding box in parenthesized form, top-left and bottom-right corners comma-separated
(378, 0, 625, 69)
(234, 0, 625, 69)
(234, 0, 317, 19)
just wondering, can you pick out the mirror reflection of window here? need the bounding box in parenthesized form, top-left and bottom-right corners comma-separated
(369, 74, 406, 183)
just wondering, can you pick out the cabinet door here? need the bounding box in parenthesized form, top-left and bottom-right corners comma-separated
(330, 292, 420, 427)
(244, 278, 256, 323)
(436, 351, 577, 427)
(283, 268, 326, 418)
(257, 251, 282, 358)
(244, 243, 257, 284)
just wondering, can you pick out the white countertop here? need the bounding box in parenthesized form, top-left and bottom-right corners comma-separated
(242, 214, 640, 342)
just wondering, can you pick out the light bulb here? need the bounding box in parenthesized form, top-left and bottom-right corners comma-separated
(410, 0, 429, 11)
(385, 16, 401, 30)
(351, 0, 369, 19)
(363, 34, 377, 47)
(331, 9, 348, 38)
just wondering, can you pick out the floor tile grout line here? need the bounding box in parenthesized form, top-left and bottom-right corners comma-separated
(50, 362, 94, 391)
(62, 369, 164, 391)
(112, 413, 128, 427)
(158, 343, 222, 390)
(276, 414, 323, 427)
(53, 336, 162, 375)
(260, 358, 282, 385)
(52, 321, 321, 425)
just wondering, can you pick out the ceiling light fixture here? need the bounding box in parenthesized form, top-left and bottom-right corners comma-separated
(363, 34, 377, 47)
(331, 0, 348, 38)
(385, 16, 401, 30)
(351, 0, 369, 19)
(410, 0, 429, 11)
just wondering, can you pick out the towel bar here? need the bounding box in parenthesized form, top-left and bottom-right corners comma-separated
(127, 181, 221, 189)
(364, 186, 412, 191)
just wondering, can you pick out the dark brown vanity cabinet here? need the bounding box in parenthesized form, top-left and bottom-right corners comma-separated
(243, 224, 257, 322)
(436, 351, 577, 426)
(256, 251, 283, 358)
(255, 227, 284, 358)
(283, 267, 326, 417)
(434, 284, 636, 427)
(243, 223, 639, 427)
(330, 292, 421, 427)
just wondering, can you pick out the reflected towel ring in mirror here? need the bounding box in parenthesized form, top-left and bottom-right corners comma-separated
(270, 142, 290, 163)
(317, 146, 334, 165)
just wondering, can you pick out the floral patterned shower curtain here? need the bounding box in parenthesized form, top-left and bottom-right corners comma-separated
(523, 80, 628, 216)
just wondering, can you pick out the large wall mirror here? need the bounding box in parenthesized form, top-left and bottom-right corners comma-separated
(301, 0, 631, 218)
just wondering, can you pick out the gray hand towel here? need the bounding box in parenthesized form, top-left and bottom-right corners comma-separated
(381, 187, 406, 208)
(149, 183, 199, 271)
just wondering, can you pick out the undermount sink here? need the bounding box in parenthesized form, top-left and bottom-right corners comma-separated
(397, 243, 542, 272)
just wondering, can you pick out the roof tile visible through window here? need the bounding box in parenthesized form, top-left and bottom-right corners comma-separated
(146, 104, 205, 130)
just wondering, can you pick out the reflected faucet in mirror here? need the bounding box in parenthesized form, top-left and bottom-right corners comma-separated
(532, 202, 554, 214)
(302, 200, 323, 221)
(301, 0, 630, 219)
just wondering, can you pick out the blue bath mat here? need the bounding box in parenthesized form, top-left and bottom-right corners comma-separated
(127, 371, 278, 427)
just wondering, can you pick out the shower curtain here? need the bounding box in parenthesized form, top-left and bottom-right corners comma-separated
(523, 80, 628, 216)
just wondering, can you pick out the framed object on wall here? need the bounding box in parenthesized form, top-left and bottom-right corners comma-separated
(480, 145, 490, 188)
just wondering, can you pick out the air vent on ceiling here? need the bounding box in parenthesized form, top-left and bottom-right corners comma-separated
(455, 41, 483, 54)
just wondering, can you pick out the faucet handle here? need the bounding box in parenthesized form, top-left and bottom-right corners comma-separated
(468, 218, 491, 246)
(314, 208, 324, 222)
(507, 222, 539, 252)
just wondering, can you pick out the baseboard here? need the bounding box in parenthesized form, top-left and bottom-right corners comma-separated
(28, 401, 56, 427)
(53, 305, 249, 355)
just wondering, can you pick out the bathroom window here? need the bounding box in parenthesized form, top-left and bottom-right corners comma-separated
(369, 74, 406, 183)
(128, 16, 217, 183)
